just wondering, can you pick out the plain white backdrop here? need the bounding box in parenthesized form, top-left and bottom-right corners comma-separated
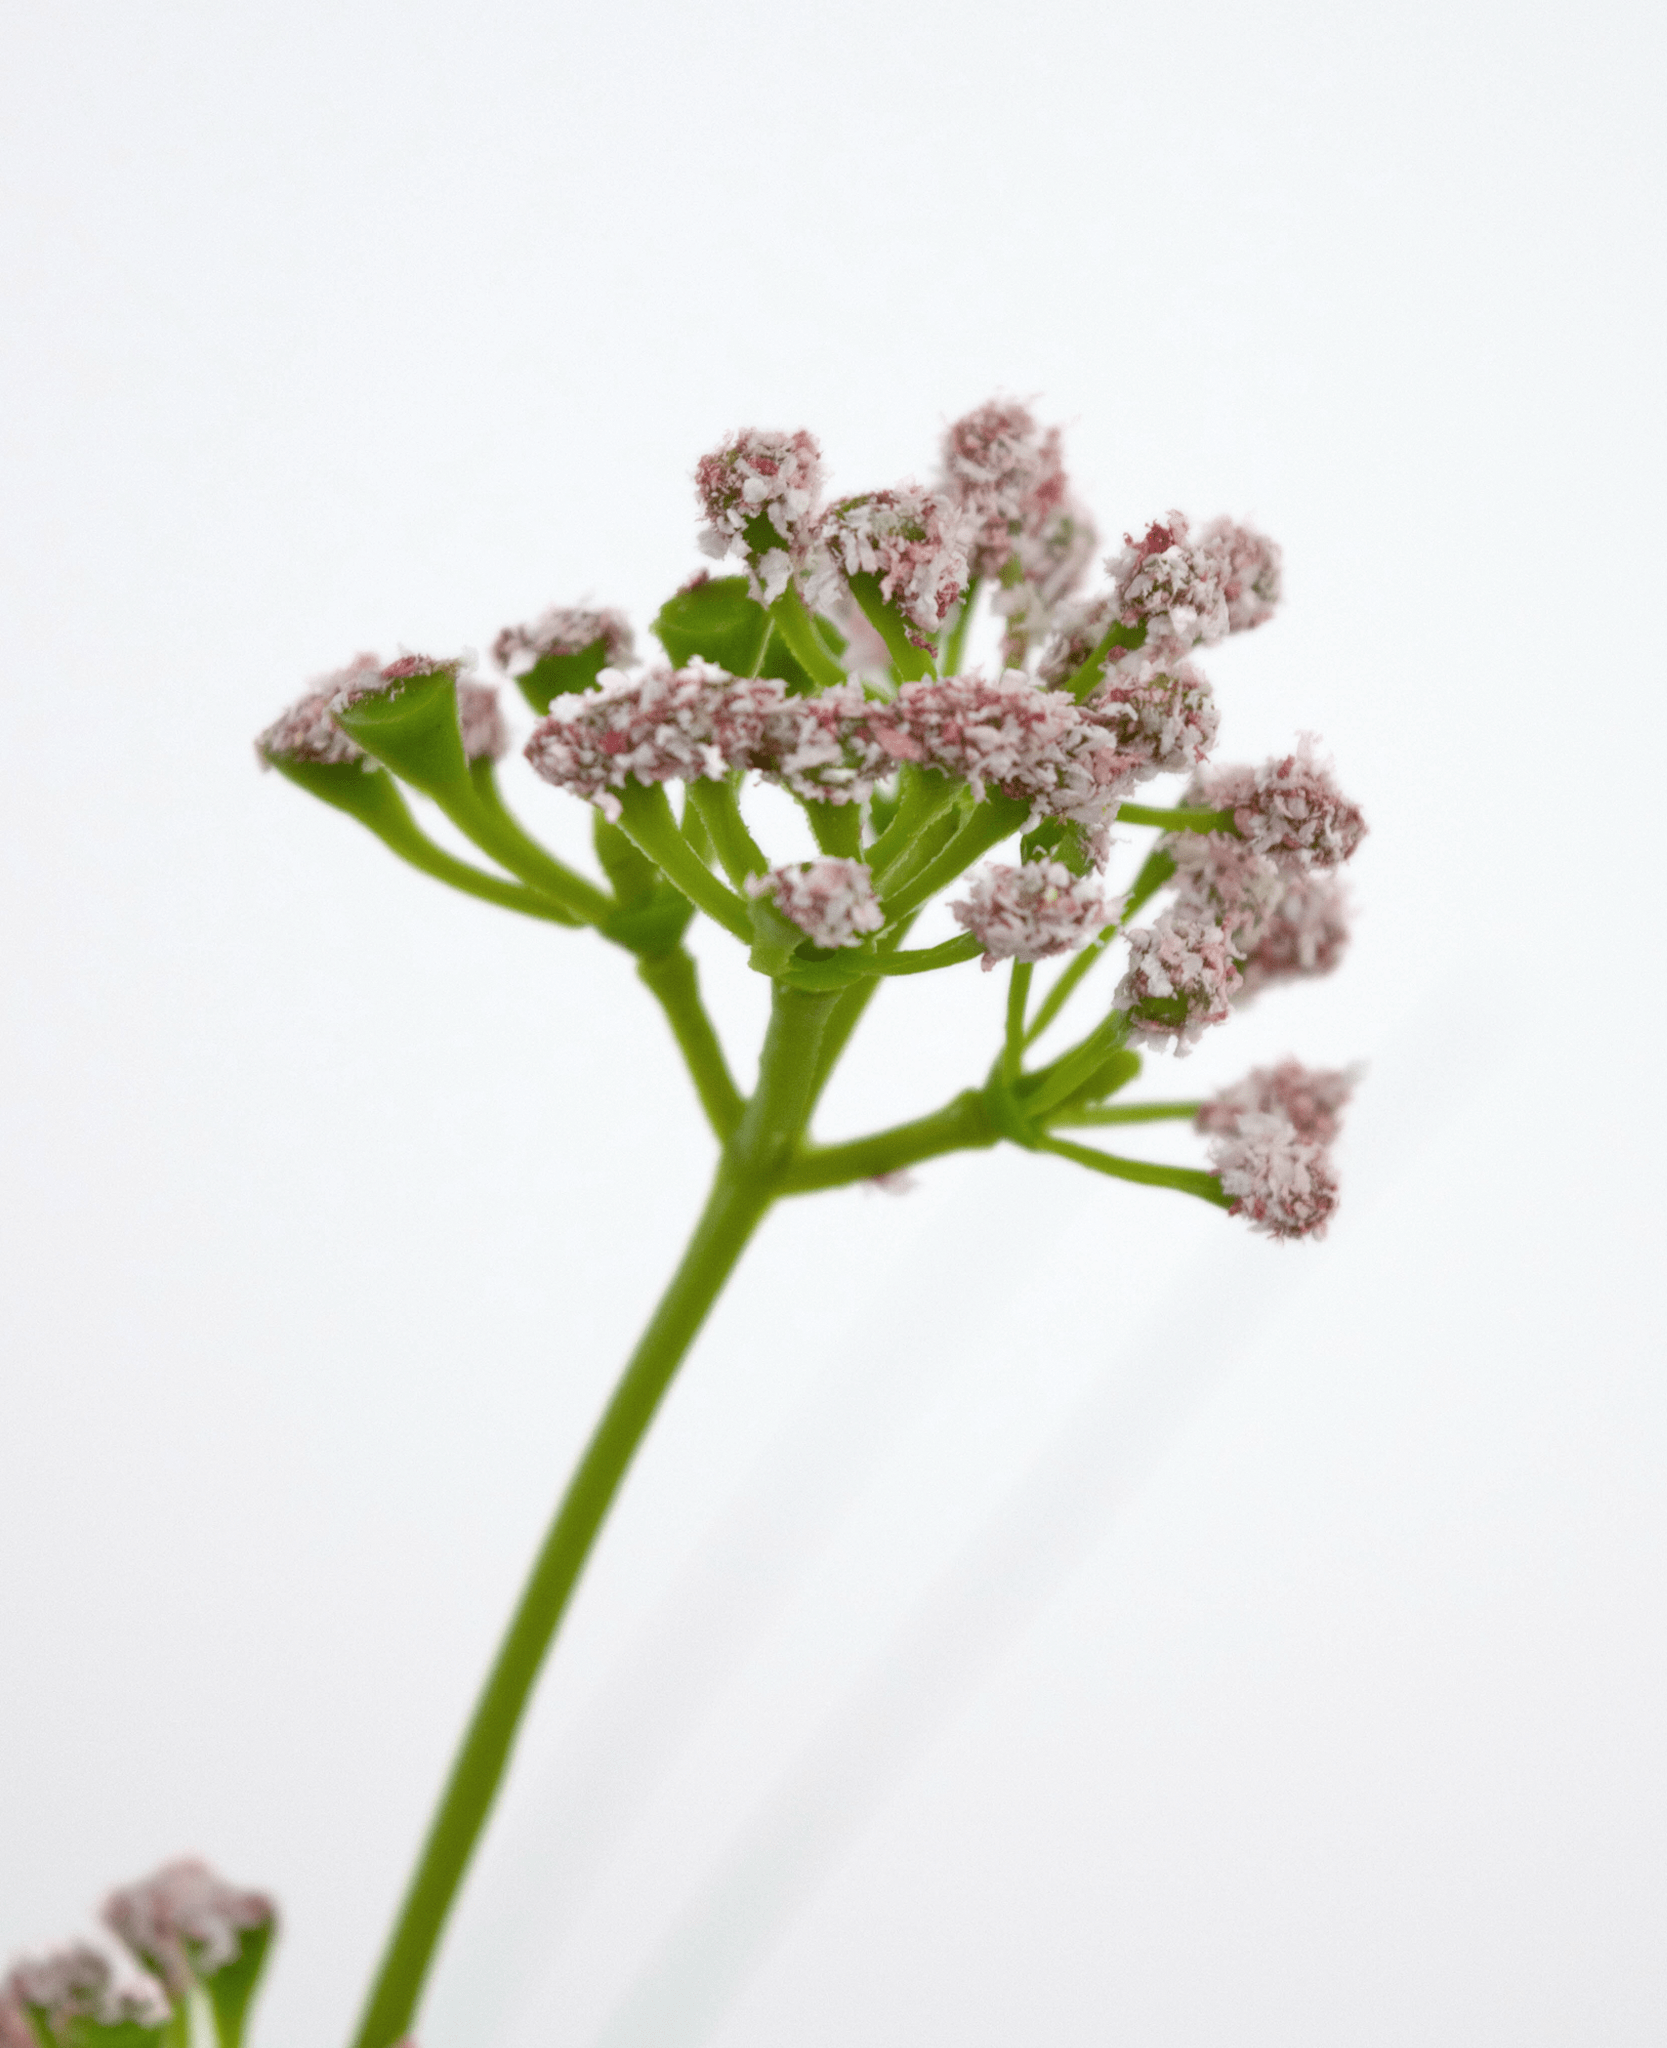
(3, 0, 1664, 2043)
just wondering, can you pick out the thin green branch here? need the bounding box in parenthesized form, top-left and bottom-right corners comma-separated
(1046, 1100, 1202, 1127)
(686, 778, 767, 891)
(1036, 1133, 1232, 1208)
(615, 783, 754, 941)
(881, 794, 1029, 920)
(781, 1088, 996, 1193)
(1114, 801, 1237, 834)
(1023, 843, 1179, 1046)
(459, 764, 615, 924)
(637, 947, 745, 1138)
(1003, 961, 1032, 1088)
(768, 583, 848, 691)
(938, 576, 980, 676)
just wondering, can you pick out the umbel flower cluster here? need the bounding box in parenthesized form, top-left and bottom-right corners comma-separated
(10, 401, 1369, 2048)
(4, 1861, 275, 2048)
(256, 397, 1365, 1242)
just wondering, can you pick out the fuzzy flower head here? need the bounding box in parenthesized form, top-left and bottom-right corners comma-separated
(1188, 742, 1367, 869)
(103, 1862, 275, 1998)
(1200, 517, 1283, 633)
(867, 669, 1141, 827)
(951, 860, 1111, 969)
(1083, 640, 1220, 780)
(456, 681, 509, 765)
(493, 606, 635, 677)
(6, 1946, 171, 2037)
(1209, 1112, 1339, 1239)
(938, 400, 1068, 582)
(1237, 872, 1352, 996)
(1197, 1060, 1357, 1147)
(819, 487, 972, 638)
(695, 429, 824, 603)
(1106, 514, 1231, 648)
(746, 859, 884, 950)
(1116, 911, 1241, 1052)
(523, 665, 892, 820)
(1164, 830, 1286, 956)
(334, 652, 465, 708)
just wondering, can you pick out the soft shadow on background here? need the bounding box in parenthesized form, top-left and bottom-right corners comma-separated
(2, 1, 1663, 2044)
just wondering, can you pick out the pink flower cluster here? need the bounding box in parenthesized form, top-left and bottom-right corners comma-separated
(1236, 872, 1351, 997)
(1115, 914, 1242, 1052)
(1085, 644, 1220, 777)
(4, 1947, 170, 2037)
(1196, 1062, 1354, 1238)
(1186, 741, 1366, 867)
(1209, 1114, 1339, 1240)
(523, 663, 890, 820)
(493, 605, 635, 676)
(525, 663, 1176, 830)
(938, 400, 1067, 582)
(818, 488, 973, 638)
(1106, 514, 1232, 647)
(103, 1860, 275, 1996)
(1196, 1060, 1356, 1146)
(747, 859, 884, 950)
(951, 860, 1111, 968)
(696, 429, 824, 603)
(259, 656, 508, 769)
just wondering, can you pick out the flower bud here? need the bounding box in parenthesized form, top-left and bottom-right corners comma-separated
(103, 1860, 274, 2000)
(1198, 517, 1283, 632)
(1196, 1060, 1357, 1146)
(818, 487, 972, 641)
(1186, 743, 1366, 869)
(6, 1946, 170, 2045)
(951, 860, 1110, 969)
(493, 607, 635, 713)
(328, 654, 475, 800)
(1106, 514, 1230, 647)
(1236, 873, 1351, 995)
(1116, 911, 1241, 1051)
(1208, 1112, 1338, 1239)
(695, 430, 824, 604)
(746, 859, 883, 950)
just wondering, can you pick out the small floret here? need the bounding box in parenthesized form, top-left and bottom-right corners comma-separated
(819, 487, 973, 637)
(747, 859, 884, 949)
(103, 1860, 275, 1998)
(951, 860, 1110, 968)
(1236, 873, 1351, 995)
(1115, 911, 1241, 1051)
(1187, 742, 1366, 868)
(6, 1946, 171, 2036)
(695, 429, 824, 603)
(1209, 1111, 1339, 1238)
(1196, 1061, 1357, 1146)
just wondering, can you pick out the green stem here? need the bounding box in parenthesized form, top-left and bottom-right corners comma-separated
(769, 583, 848, 691)
(1003, 961, 1032, 1087)
(1036, 1132, 1232, 1209)
(804, 799, 863, 858)
(869, 933, 981, 975)
(636, 948, 744, 1138)
(1020, 1011, 1131, 1121)
(348, 987, 838, 2048)
(457, 765, 616, 924)
(1047, 1100, 1202, 1127)
(368, 810, 582, 925)
(615, 783, 754, 941)
(686, 778, 768, 890)
(1023, 843, 1178, 1046)
(866, 768, 960, 885)
(881, 794, 1029, 920)
(938, 576, 980, 676)
(782, 1088, 997, 1192)
(1114, 801, 1237, 834)
(805, 915, 915, 1109)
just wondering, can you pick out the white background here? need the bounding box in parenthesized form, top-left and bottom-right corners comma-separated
(3, 0, 1665, 2042)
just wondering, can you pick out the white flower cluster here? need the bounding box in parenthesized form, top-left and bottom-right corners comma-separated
(103, 1859, 275, 1995)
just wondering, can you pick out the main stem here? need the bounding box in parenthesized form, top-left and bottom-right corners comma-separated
(348, 986, 838, 2048)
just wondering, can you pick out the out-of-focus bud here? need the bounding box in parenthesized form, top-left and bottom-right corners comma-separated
(746, 859, 884, 951)
(103, 1861, 275, 2048)
(1196, 1061, 1358, 1146)
(6, 1945, 171, 2046)
(1116, 912, 1241, 1052)
(493, 607, 635, 714)
(1105, 514, 1231, 648)
(1186, 743, 1366, 869)
(1198, 517, 1283, 633)
(1208, 1111, 1339, 1239)
(695, 429, 825, 604)
(1236, 873, 1351, 995)
(951, 860, 1110, 969)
